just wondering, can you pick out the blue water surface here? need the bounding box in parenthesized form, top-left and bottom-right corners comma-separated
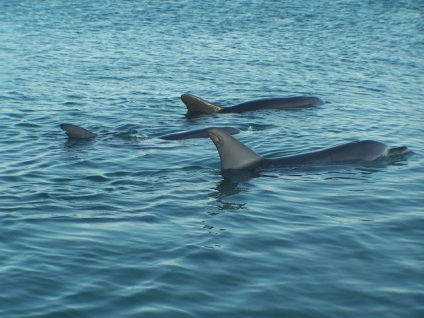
(1, 1, 423, 317)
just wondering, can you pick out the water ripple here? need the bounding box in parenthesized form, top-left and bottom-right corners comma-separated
(1, 1, 423, 317)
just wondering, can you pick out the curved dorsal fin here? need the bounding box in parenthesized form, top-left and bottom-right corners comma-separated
(207, 128, 262, 170)
(181, 94, 222, 115)
(60, 123, 97, 139)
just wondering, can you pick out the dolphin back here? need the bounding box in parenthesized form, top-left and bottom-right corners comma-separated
(219, 96, 325, 113)
(207, 128, 263, 170)
(181, 94, 222, 116)
(60, 123, 97, 139)
(160, 127, 240, 140)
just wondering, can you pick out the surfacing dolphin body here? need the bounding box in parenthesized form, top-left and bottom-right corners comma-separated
(181, 94, 325, 117)
(60, 123, 98, 139)
(157, 127, 239, 140)
(206, 128, 410, 171)
(60, 123, 240, 141)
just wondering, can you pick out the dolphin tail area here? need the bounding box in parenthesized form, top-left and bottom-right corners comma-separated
(181, 94, 222, 116)
(207, 128, 263, 171)
(60, 123, 97, 139)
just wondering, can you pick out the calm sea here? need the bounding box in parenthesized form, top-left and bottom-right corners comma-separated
(1, 1, 423, 317)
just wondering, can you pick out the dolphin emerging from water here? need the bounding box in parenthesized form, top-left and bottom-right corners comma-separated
(181, 94, 325, 117)
(60, 124, 98, 139)
(206, 128, 410, 171)
(60, 123, 240, 141)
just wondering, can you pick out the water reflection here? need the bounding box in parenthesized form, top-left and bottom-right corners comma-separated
(207, 156, 411, 212)
(62, 138, 96, 150)
(206, 169, 267, 212)
(207, 175, 252, 211)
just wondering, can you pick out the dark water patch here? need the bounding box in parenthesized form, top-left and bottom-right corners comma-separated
(62, 101, 85, 107)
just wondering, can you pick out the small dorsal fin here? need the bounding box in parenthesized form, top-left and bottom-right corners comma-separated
(181, 94, 222, 115)
(207, 128, 263, 170)
(60, 123, 97, 139)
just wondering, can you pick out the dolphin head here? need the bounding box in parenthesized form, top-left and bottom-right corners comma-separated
(329, 140, 389, 162)
(307, 96, 325, 106)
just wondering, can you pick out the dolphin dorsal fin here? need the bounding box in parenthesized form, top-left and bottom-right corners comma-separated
(60, 123, 97, 139)
(181, 94, 222, 115)
(207, 128, 263, 170)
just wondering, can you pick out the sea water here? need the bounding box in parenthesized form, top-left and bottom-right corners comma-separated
(1, 1, 423, 317)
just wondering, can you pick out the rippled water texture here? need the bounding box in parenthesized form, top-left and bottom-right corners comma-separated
(1, 1, 423, 317)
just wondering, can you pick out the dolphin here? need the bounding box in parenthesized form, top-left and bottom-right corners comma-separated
(60, 123, 97, 139)
(158, 127, 240, 140)
(60, 123, 240, 141)
(206, 128, 410, 171)
(181, 94, 325, 117)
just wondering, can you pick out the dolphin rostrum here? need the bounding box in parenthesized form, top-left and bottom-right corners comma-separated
(181, 94, 325, 117)
(60, 123, 240, 141)
(206, 128, 410, 171)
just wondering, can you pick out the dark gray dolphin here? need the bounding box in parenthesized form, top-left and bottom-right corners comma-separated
(207, 128, 410, 171)
(158, 127, 240, 140)
(60, 123, 240, 141)
(181, 94, 325, 117)
(60, 123, 97, 139)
